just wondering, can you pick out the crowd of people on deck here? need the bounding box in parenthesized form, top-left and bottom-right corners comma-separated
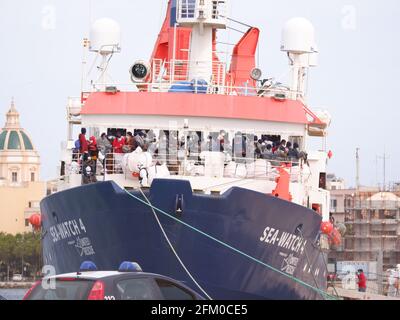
(72, 128, 307, 180)
(195, 131, 306, 163)
(75, 129, 153, 159)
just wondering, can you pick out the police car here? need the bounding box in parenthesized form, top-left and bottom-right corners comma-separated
(23, 261, 205, 300)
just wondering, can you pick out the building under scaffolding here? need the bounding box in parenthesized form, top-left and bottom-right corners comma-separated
(329, 186, 400, 268)
(328, 175, 400, 294)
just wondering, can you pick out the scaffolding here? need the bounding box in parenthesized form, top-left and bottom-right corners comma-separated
(330, 189, 400, 270)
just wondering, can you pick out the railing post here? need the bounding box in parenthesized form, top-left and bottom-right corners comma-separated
(103, 153, 107, 182)
(172, 23, 178, 85)
(80, 153, 84, 185)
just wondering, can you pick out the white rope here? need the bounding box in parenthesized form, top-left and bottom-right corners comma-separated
(138, 188, 213, 300)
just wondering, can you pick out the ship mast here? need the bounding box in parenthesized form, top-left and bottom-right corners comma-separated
(176, 0, 228, 83)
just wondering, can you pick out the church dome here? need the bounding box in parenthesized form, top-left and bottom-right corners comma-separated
(0, 100, 35, 151)
(0, 129, 34, 151)
(0, 99, 40, 184)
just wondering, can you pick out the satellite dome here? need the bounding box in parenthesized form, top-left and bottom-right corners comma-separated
(90, 18, 121, 54)
(281, 17, 315, 53)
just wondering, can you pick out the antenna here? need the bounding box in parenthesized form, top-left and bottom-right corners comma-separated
(356, 148, 360, 191)
(378, 151, 390, 191)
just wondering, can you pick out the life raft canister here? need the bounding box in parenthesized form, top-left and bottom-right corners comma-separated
(320, 221, 341, 246)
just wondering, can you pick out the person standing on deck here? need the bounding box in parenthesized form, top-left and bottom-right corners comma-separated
(357, 269, 367, 292)
(98, 133, 112, 155)
(79, 128, 89, 161)
(124, 132, 136, 152)
(113, 131, 125, 154)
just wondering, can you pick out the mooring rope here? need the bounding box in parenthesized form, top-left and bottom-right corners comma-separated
(137, 188, 213, 300)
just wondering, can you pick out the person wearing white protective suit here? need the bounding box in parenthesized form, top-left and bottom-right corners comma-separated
(127, 147, 153, 186)
(129, 147, 171, 185)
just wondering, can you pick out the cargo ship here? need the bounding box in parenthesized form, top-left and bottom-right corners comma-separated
(40, 0, 339, 299)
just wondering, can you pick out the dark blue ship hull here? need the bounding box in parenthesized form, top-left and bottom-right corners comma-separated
(40, 179, 328, 300)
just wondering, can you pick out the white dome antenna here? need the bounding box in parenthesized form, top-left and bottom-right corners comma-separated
(87, 18, 121, 91)
(281, 17, 315, 54)
(89, 18, 121, 54)
(281, 17, 318, 100)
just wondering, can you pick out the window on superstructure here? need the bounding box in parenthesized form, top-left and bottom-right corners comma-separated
(319, 173, 327, 190)
(107, 128, 127, 139)
(212, 1, 218, 19)
(89, 127, 100, 140)
(182, 0, 196, 19)
(31, 172, 35, 182)
(12, 172, 18, 183)
(260, 135, 280, 142)
(289, 136, 304, 149)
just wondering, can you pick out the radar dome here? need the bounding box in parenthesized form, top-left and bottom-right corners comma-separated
(90, 18, 121, 54)
(281, 17, 315, 53)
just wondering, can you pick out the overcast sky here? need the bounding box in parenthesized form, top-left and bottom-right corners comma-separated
(0, 0, 399, 188)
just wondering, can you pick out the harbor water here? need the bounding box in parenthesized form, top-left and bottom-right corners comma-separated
(0, 289, 27, 300)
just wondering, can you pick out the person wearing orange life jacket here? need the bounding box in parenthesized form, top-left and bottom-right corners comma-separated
(113, 131, 126, 154)
(88, 136, 98, 158)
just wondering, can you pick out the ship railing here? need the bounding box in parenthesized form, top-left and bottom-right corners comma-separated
(87, 80, 295, 99)
(65, 151, 305, 184)
(80, 57, 298, 98)
(151, 58, 227, 89)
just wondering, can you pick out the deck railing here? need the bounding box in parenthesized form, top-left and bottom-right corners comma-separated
(66, 151, 306, 185)
(83, 58, 296, 98)
(151, 58, 227, 89)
